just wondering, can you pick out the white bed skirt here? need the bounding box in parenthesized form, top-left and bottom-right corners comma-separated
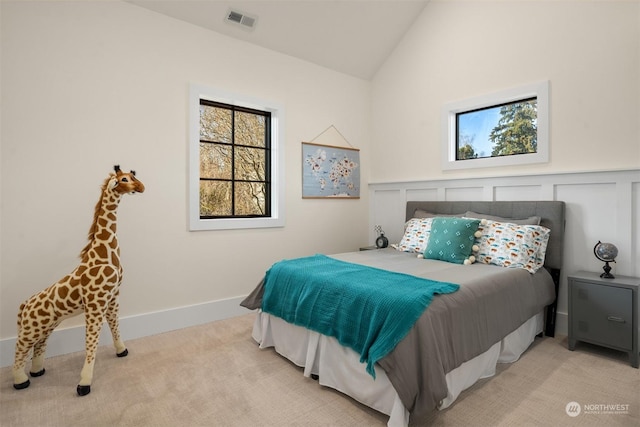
(252, 311, 544, 427)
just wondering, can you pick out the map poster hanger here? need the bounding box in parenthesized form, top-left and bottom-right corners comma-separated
(309, 124, 356, 149)
(301, 141, 360, 199)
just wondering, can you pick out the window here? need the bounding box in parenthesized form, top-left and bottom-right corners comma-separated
(442, 81, 549, 170)
(189, 84, 285, 230)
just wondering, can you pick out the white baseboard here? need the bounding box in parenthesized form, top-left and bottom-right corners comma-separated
(0, 296, 251, 368)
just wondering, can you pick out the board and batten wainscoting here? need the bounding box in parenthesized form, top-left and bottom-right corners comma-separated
(368, 169, 640, 337)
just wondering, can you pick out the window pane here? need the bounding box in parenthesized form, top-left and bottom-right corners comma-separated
(200, 143, 232, 179)
(200, 105, 232, 143)
(234, 146, 265, 181)
(235, 182, 266, 215)
(200, 181, 231, 216)
(456, 97, 537, 160)
(197, 96, 273, 220)
(235, 111, 265, 147)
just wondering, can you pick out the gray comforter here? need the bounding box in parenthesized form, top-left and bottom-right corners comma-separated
(241, 248, 555, 422)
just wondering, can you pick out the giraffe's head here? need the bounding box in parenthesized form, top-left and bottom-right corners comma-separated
(109, 165, 145, 195)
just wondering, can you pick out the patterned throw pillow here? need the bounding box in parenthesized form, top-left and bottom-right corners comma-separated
(424, 217, 481, 264)
(395, 218, 433, 253)
(474, 219, 551, 273)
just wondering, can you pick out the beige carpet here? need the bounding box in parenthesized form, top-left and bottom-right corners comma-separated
(1, 313, 638, 426)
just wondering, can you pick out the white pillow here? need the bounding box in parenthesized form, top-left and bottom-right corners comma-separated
(395, 217, 433, 253)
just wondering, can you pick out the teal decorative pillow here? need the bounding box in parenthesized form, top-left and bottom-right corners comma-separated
(424, 217, 481, 264)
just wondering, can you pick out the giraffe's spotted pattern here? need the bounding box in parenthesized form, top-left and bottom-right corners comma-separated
(12, 166, 145, 395)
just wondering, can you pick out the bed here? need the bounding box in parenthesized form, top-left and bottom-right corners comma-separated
(241, 201, 565, 426)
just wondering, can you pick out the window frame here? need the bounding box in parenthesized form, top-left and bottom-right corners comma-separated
(441, 81, 549, 170)
(189, 84, 285, 231)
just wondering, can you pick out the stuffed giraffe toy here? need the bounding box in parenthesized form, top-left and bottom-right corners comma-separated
(12, 165, 145, 396)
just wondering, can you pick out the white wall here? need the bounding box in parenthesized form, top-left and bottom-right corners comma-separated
(371, 0, 639, 182)
(0, 0, 371, 353)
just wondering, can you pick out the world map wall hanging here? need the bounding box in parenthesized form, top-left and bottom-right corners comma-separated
(302, 141, 360, 199)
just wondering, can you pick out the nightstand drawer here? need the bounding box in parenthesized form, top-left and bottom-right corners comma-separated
(572, 280, 633, 350)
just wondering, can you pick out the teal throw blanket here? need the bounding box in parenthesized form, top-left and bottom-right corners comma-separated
(261, 254, 459, 378)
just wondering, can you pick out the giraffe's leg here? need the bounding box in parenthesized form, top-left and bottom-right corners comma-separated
(30, 341, 47, 377)
(105, 294, 127, 357)
(13, 303, 36, 389)
(12, 337, 33, 390)
(30, 321, 61, 377)
(77, 310, 105, 396)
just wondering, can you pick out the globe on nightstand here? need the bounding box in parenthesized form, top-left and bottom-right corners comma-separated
(593, 241, 618, 279)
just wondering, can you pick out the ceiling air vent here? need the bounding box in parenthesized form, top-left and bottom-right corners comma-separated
(225, 8, 258, 31)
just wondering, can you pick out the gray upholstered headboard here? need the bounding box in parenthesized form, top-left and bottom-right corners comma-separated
(405, 201, 565, 271)
(405, 201, 565, 337)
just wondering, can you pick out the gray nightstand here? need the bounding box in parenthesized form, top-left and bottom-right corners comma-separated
(568, 271, 639, 368)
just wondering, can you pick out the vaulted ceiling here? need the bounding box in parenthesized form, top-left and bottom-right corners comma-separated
(126, 0, 429, 80)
